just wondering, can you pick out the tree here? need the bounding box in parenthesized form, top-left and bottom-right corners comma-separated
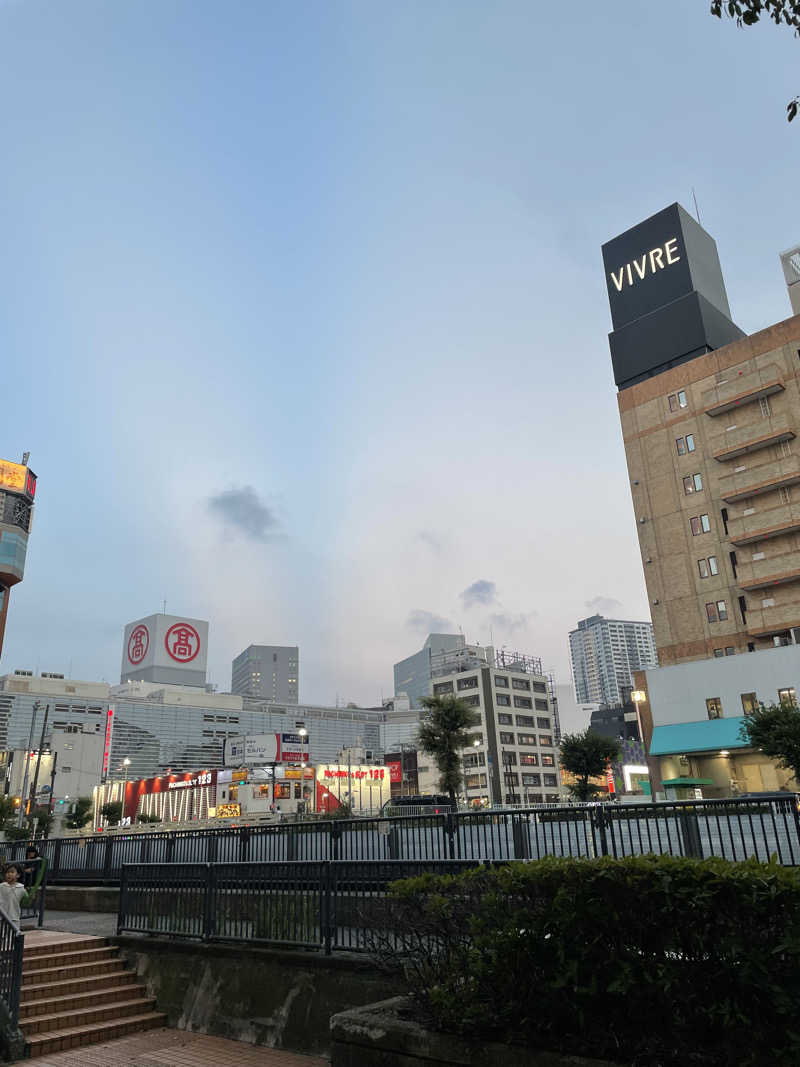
(64, 796, 93, 830)
(136, 812, 161, 824)
(417, 694, 481, 811)
(711, 1, 800, 120)
(100, 801, 123, 827)
(31, 807, 54, 838)
(740, 701, 800, 783)
(559, 730, 621, 803)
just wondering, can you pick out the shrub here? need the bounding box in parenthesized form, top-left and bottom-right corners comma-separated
(387, 855, 800, 1066)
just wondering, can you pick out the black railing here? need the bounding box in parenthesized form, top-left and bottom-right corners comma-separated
(8, 794, 800, 884)
(0, 905, 24, 1028)
(118, 859, 487, 953)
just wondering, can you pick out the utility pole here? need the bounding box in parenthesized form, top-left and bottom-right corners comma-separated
(28, 704, 50, 816)
(17, 701, 40, 827)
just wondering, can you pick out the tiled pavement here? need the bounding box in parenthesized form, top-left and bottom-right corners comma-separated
(35, 911, 118, 937)
(24, 1028, 329, 1066)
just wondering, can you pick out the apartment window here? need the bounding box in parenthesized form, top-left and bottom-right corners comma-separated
(721, 508, 729, 536)
(499, 731, 515, 745)
(778, 688, 797, 707)
(514, 696, 533, 709)
(543, 774, 558, 787)
(779, 486, 792, 505)
(515, 715, 534, 727)
(539, 735, 554, 747)
(687, 434, 696, 452)
(517, 733, 537, 746)
(512, 678, 531, 691)
(520, 754, 539, 767)
(532, 682, 548, 695)
(670, 390, 688, 410)
(497, 713, 512, 725)
(496, 693, 511, 707)
(717, 600, 728, 621)
(741, 692, 758, 714)
(521, 773, 541, 787)
(706, 602, 718, 623)
(713, 648, 724, 658)
(706, 697, 723, 719)
(691, 514, 710, 535)
(273, 653, 277, 662)
(698, 558, 709, 579)
(502, 751, 518, 765)
(534, 698, 549, 712)
(494, 676, 509, 687)
(759, 396, 772, 418)
(536, 717, 551, 729)
(541, 754, 555, 767)
(683, 473, 703, 494)
(669, 393, 679, 412)
(728, 551, 737, 579)
(457, 676, 478, 690)
(676, 436, 687, 455)
(462, 694, 480, 707)
(545, 793, 561, 804)
(725, 647, 735, 656)
(433, 682, 454, 695)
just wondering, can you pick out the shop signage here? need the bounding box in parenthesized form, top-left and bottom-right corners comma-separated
(323, 768, 385, 780)
(608, 238, 680, 292)
(224, 732, 310, 766)
(168, 771, 212, 790)
(387, 760, 402, 784)
(216, 803, 241, 818)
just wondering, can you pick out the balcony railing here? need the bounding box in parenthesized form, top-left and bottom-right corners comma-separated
(712, 412, 795, 462)
(737, 553, 800, 591)
(728, 500, 800, 546)
(719, 453, 800, 504)
(745, 598, 800, 638)
(702, 364, 784, 417)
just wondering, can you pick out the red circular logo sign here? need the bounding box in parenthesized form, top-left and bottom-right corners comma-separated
(127, 624, 150, 665)
(164, 622, 201, 664)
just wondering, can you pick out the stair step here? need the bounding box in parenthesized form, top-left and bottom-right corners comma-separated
(22, 997, 156, 1036)
(20, 983, 146, 1020)
(24, 958, 124, 983)
(24, 937, 108, 960)
(26, 1011, 167, 1058)
(22, 946, 118, 973)
(22, 969, 134, 1003)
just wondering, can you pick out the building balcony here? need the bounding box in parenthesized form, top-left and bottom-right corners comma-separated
(737, 552, 800, 591)
(719, 454, 800, 503)
(744, 599, 800, 638)
(728, 501, 800, 546)
(702, 365, 784, 417)
(712, 413, 795, 462)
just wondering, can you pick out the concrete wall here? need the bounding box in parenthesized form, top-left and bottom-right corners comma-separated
(117, 937, 403, 1057)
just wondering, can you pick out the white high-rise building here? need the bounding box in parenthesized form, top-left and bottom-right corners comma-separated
(569, 615, 657, 707)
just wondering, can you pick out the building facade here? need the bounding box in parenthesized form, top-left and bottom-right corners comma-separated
(121, 613, 209, 687)
(430, 653, 562, 806)
(569, 615, 657, 705)
(231, 645, 299, 704)
(393, 633, 470, 708)
(0, 457, 36, 660)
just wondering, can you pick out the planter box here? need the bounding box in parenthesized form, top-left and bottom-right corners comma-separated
(330, 996, 618, 1067)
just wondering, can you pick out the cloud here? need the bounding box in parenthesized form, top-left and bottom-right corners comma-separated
(584, 596, 622, 616)
(207, 486, 279, 542)
(416, 529, 444, 554)
(488, 612, 533, 634)
(406, 609, 454, 633)
(460, 580, 497, 608)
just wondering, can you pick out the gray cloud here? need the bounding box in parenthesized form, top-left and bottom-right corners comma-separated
(207, 486, 279, 542)
(416, 529, 444, 554)
(584, 596, 622, 616)
(406, 609, 454, 634)
(460, 580, 498, 608)
(488, 611, 533, 634)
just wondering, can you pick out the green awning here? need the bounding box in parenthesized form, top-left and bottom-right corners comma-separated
(661, 777, 715, 787)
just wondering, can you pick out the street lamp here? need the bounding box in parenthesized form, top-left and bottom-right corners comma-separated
(122, 757, 131, 786)
(462, 738, 481, 807)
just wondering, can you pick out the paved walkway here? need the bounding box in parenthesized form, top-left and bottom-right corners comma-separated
(34, 911, 118, 937)
(24, 1028, 329, 1065)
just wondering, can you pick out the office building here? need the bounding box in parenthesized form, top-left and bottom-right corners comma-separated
(0, 456, 36, 659)
(430, 650, 562, 806)
(603, 202, 800, 797)
(121, 613, 209, 687)
(780, 244, 800, 316)
(569, 615, 657, 706)
(231, 645, 299, 704)
(393, 634, 492, 708)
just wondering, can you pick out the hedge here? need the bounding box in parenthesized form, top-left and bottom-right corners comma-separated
(387, 855, 800, 1066)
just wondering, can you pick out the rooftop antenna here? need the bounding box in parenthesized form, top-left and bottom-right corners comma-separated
(162, 599, 167, 615)
(691, 187, 701, 225)
(21, 452, 30, 465)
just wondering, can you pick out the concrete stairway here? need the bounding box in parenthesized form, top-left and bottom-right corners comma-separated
(20, 934, 165, 1058)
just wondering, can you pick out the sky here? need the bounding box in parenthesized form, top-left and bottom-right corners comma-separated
(1, 0, 799, 708)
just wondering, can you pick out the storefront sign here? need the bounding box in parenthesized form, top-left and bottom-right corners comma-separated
(224, 732, 310, 766)
(387, 760, 402, 784)
(168, 771, 212, 790)
(216, 803, 241, 818)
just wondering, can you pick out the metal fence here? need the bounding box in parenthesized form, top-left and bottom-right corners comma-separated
(0, 905, 24, 1026)
(7, 795, 800, 884)
(117, 859, 484, 953)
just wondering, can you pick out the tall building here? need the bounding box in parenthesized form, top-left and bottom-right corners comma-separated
(603, 203, 800, 798)
(121, 613, 209, 687)
(780, 244, 800, 316)
(431, 650, 561, 806)
(393, 634, 491, 708)
(569, 615, 657, 706)
(0, 457, 36, 660)
(231, 645, 299, 704)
